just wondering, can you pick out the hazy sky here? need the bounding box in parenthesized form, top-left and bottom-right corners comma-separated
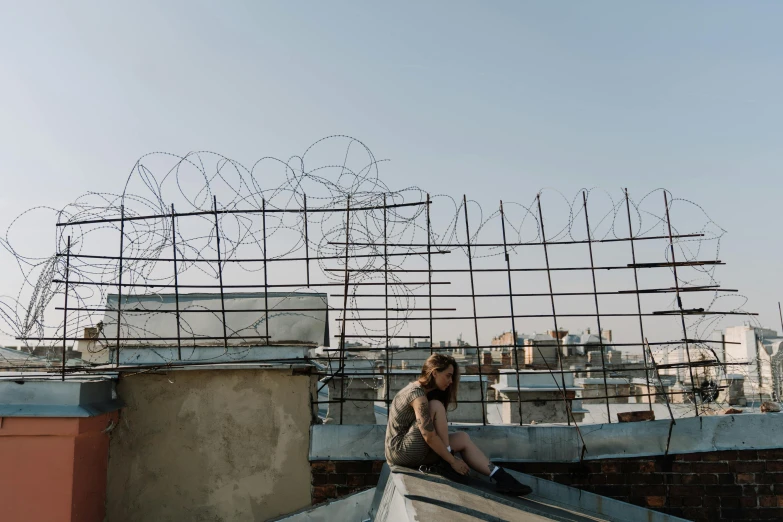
(1, 1, 781, 344)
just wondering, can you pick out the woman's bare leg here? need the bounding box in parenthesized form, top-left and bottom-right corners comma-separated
(448, 431, 494, 476)
(428, 399, 450, 447)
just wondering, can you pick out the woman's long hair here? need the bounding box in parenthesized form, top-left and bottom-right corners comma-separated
(418, 353, 460, 411)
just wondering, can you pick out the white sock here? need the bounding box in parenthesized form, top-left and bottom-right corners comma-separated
(446, 445, 452, 453)
(489, 465, 499, 477)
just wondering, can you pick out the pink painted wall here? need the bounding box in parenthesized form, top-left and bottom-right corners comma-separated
(0, 412, 118, 522)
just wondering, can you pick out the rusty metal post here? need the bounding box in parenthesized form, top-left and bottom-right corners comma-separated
(338, 196, 352, 424)
(114, 205, 125, 368)
(536, 194, 570, 425)
(213, 196, 229, 351)
(499, 201, 524, 424)
(624, 189, 652, 410)
(60, 235, 71, 380)
(171, 204, 182, 360)
(582, 191, 611, 423)
(463, 195, 487, 425)
(663, 191, 699, 416)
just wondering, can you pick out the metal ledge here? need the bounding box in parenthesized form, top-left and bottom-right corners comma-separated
(311, 413, 783, 462)
(0, 379, 124, 417)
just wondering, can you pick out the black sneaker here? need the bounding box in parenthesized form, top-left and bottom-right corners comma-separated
(420, 459, 471, 485)
(491, 468, 533, 496)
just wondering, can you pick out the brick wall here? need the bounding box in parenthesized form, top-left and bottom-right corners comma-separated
(310, 449, 783, 520)
(311, 460, 384, 505)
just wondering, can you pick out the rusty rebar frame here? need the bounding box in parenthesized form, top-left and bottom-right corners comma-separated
(11, 190, 758, 431)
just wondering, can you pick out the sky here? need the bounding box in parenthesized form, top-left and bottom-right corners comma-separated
(1, 1, 782, 346)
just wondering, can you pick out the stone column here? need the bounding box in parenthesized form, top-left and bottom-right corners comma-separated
(492, 370, 585, 424)
(448, 375, 489, 423)
(325, 375, 381, 425)
(725, 374, 747, 406)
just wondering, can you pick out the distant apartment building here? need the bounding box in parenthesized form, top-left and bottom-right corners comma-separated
(347, 337, 476, 370)
(720, 325, 783, 401)
(490, 328, 615, 368)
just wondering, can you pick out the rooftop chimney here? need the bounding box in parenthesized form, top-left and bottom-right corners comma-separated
(547, 329, 569, 340)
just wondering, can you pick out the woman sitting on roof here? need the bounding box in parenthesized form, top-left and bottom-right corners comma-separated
(384, 353, 531, 495)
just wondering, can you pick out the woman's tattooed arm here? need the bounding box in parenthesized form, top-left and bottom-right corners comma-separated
(416, 401, 435, 433)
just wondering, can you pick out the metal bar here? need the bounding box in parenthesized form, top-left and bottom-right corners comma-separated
(312, 390, 694, 404)
(56, 250, 452, 263)
(318, 341, 742, 351)
(582, 191, 611, 424)
(326, 232, 705, 247)
(114, 205, 125, 368)
(645, 338, 676, 454)
(306, 194, 312, 418)
(384, 194, 391, 412)
(331, 286, 735, 298)
(778, 301, 783, 402)
(213, 196, 229, 353)
(779, 302, 783, 332)
(60, 236, 71, 380)
(56, 200, 429, 226)
(463, 195, 487, 425)
(52, 280, 451, 289)
(323, 261, 724, 273)
(19, 335, 269, 342)
(625, 189, 652, 411)
(499, 201, 524, 425)
(338, 196, 351, 424)
(533, 343, 587, 454)
(59, 308, 747, 318)
(56, 307, 457, 313)
(1, 357, 305, 373)
(262, 198, 270, 344)
(645, 339, 676, 420)
(171, 204, 182, 360)
(427, 193, 434, 356)
(304, 194, 310, 288)
(335, 335, 429, 339)
(536, 194, 570, 425)
(335, 311, 754, 321)
(663, 191, 699, 416)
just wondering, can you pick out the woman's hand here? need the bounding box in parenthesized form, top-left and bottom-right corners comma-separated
(450, 457, 470, 476)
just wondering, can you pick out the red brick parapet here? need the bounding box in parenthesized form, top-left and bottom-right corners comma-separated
(311, 460, 384, 504)
(311, 449, 783, 520)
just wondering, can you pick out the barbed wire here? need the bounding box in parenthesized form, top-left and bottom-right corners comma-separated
(0, 135, 768, 416)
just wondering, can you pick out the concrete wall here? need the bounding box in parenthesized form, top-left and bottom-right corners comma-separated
(579, 380, 630, 404)
(106, 368, 316, 521)
(273, 488, 374, 522)
(448, 376, 489, 423)
(325, 376, 379, 424)
(310, 413, 783, 462)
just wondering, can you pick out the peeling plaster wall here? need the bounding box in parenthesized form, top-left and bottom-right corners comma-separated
(106, 369, 315, 521)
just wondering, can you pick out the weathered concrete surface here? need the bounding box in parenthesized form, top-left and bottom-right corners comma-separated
(576, 378, 630, 404)
(0, 378, 122, 417)
(325, 376, 380, 425)
(107, 369, 316, 521)
(368, 465, 686, 522)
(493, 370, 587, 424)
(448, 375, 490, 423)
(271, 488, 373, 521)
(311, 412, 783, 462)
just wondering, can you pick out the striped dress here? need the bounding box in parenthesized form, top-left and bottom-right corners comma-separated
(385, 381, 437, 467)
